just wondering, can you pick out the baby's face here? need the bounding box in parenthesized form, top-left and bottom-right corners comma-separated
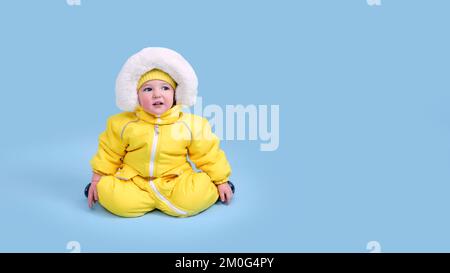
(138, 80, 175, 116)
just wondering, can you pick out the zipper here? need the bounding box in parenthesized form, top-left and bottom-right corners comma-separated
(148, 118, 188, 216)
(149, 118, 160, 178)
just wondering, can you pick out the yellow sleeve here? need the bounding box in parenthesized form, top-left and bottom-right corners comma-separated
(188, 117, 232, 185)
(90, 116, 127, 175)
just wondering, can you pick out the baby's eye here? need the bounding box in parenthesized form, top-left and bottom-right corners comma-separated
(143, 87, 152, 92)
(162, 86, 170, 91)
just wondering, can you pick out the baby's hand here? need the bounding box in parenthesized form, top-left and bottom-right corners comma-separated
(87, 172, 102, 208)
(217, 182, 233, 204)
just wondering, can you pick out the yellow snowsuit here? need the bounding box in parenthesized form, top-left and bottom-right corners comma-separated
(90, 105, 231, 217)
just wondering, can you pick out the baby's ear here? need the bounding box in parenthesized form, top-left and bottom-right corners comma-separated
(137, 95, 141, 106)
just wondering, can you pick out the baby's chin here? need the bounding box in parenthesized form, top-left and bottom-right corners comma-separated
(142, 105, 171, 116)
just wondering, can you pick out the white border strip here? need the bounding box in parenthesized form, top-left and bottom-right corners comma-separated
(149, 180, 188, 216)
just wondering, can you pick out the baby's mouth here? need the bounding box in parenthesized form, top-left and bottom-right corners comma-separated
(152, 101, 164, 106)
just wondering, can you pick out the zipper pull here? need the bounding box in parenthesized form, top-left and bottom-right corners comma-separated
(155, 125, 159, 134)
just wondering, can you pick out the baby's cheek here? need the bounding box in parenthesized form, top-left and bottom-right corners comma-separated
(138, 94, 151, 107)
(165, 93, 175, 107)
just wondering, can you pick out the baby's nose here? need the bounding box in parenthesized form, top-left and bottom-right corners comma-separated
(152, 89, 162, 98)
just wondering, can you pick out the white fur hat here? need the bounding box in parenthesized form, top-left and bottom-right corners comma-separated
(115, 47, 198, 111)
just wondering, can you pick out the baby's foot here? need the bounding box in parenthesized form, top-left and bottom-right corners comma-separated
(228, 181, 235, 194)
(84, 183, 91, 198)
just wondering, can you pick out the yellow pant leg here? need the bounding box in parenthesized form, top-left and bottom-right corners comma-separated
(164, 172, 219, 217)
(96, 175, 156, 218)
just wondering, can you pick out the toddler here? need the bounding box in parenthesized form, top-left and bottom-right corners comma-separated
(85, 47, 234, 217)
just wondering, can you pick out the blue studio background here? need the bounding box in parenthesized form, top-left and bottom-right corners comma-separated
(1, 0, 450, 252)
